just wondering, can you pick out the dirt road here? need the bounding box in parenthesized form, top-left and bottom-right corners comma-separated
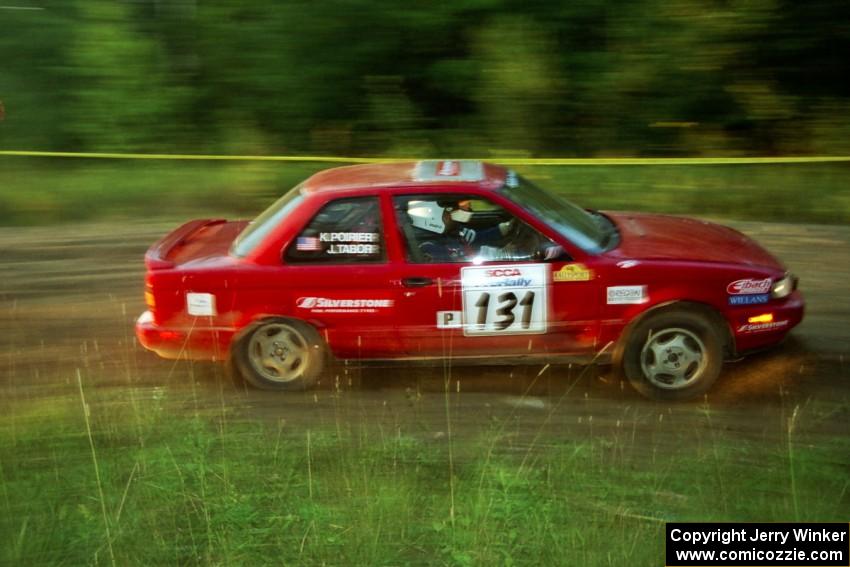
(1, 219, 848, 449)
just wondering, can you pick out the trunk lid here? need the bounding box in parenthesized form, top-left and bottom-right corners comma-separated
(145, 219, 248, 269)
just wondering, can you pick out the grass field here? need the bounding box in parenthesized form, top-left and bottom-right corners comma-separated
(2, 366, 847, 566)
(1, 158, 849, 225)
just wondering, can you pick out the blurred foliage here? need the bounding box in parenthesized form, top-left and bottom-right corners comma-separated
(1, 158, 847, 225)
(1, 0, 849, 156)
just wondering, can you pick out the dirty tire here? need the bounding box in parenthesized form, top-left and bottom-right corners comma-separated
(233, 318, 326, 391)
(622, 310, 723, 401)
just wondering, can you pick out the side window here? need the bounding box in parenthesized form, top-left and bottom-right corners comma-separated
(285, 197, 384, 263)
(393, 194, 567, 264)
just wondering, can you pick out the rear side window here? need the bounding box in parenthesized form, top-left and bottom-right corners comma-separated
(232, 184, 305, 258)
(285, 197, 384, 263)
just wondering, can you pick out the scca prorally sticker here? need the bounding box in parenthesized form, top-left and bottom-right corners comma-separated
(553, 263, 592, 282)
(296, 297, 393, 314)
(436, 310, 463, 329)
(727, 278, 771, 295)
(460, 264, 548, 336)
(729, 293, 770, 306)
(607, 285, 647, 305)
(319, 232, 380, 255)
(186, 292, 216, 316)
(737, 320, 789, 333)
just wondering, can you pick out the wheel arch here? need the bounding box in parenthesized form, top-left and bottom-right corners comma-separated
(612, 300, 735, 366)
(232, 313, 328, 349)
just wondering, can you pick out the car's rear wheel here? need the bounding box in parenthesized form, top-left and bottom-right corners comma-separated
(621, 309, 724, 401)
(233, 318, 326, 390)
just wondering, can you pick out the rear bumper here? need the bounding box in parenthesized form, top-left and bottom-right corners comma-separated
(731, 291, 805, 354)
(135, 311, 235, 361)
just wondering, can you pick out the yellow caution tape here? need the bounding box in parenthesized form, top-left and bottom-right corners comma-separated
(1, 150, 850, 165)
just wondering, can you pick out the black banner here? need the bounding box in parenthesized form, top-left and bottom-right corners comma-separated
(666, 523, 849, 566)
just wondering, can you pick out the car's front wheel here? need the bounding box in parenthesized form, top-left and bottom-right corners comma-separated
(233, 318, 326, 390)
(621, 309, 724, 401)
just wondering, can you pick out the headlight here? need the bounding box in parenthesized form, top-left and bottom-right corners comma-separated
(770, 273, 797, 299)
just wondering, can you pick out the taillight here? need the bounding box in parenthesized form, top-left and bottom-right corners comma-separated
(144, 271, 156, 310)
(145, 289, 156, 309)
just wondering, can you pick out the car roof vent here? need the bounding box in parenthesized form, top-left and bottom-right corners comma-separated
(413, 160, 484, 183)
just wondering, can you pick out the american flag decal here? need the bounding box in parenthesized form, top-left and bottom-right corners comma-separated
(296, 236, 322, 251)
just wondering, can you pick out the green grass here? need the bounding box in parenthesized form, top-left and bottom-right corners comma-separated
(1, 158, 849, 225)
(0, 159, 319, 225)
(2, 378, 847, 566)
(518, 163, 850, 224)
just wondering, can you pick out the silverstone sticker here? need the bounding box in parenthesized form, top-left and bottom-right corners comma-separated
(436, 310, 463, 329)
(727, 277, 771, 295)
(460, 264, 548, 336)
(737, 320, 789, 333)
(607, 285, 647, 305)
(319, 232, 380, 255)
(186, 292, 216, 316)
(296, 297, 393, 314)
(729, 293, 770, 306)
(553, 263, 593, 282)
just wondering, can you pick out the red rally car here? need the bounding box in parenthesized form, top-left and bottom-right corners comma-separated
(136, 160, 804, 400)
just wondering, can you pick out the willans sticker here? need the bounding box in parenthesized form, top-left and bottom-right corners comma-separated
(729, 294, 770, 306)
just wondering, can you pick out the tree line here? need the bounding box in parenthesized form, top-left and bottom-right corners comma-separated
(2, 0, 849, 157)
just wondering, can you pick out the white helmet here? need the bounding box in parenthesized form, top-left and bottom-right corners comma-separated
(407, 201, 447, 234)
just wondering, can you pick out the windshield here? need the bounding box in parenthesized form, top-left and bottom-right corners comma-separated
(231, 184, 305, 258)
(500, 172, 616, 254)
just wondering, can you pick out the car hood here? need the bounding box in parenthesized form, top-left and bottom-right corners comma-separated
(604, 212, 783, 269)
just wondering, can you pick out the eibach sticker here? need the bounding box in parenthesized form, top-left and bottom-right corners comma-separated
(727, 278, 771, 295)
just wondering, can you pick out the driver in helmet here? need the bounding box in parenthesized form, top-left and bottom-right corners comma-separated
(406, 199, 562, 262)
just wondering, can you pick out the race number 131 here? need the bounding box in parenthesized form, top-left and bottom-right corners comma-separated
(460, 264, 548, 336)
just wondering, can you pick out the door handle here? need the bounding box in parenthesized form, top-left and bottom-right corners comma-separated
(402, 277, 433, 288)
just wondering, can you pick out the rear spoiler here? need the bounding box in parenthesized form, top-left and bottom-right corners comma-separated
(145, 218, 227, 270)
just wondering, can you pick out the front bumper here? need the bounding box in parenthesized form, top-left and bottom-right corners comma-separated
(730, 290, 805, 354)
